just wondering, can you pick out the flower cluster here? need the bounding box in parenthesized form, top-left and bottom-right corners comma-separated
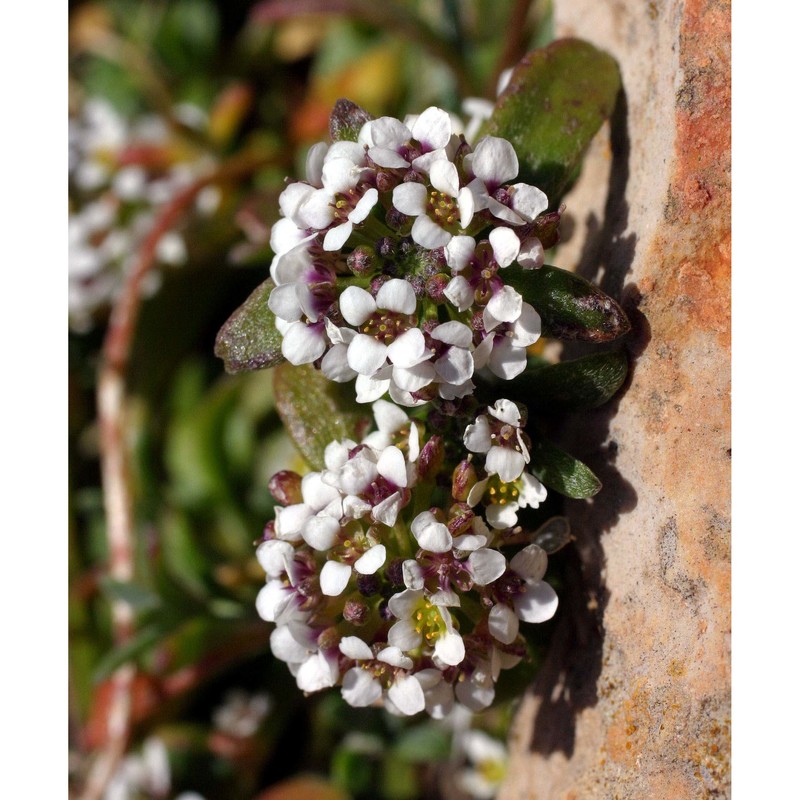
(266, 106, 552, 405)
(256, 399, 558, 717)
(68, 98, 219, 331)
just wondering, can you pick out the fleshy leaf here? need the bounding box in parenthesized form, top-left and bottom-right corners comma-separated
(273, 363, 371, 470)
(329, 98, 373, 143)
(214, 278, 285, 373)
(504, 265, 630, 342)
(486, 38, 621, 203)
(508, 351, 628, 411)
(529, 438, 601, 499)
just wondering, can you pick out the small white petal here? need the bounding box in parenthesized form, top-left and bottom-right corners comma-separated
(368, 147, 409, 168)
(455, 674, 495, 712)
(319, 560, 353, 596)
(339, 286, 377, 326)
(321, 345, 358, 382)
(431, 320, 473, 348)
(463, 415, 492, 453)
(411, 214, 452, 249)
(270, 625, 311, 664)
(445, 235, 476, 272)
(347, 334, 389, 376)
(372, 491, 403, 526)
(321, 157, 362, 195)
(402, 559, 425, 590)
(377, 646, 413, 669)
(388, 619, 423, 651)
(341, 667, 382, 707)
(255, 580, 291, 622)
(387, 588, 424, 618)
(411, 106, 451, 150)
(485, 503, 519, 529)
(392, 182, 428, 216)
(435, 347, 473, 385)
(355, 544, 387, 575)
(457, 186, 475, 228)
(517, 237, 545, 269)
(514, 580, 559, 623)
(370, 116, 411, 149)
(298, 188, 336, 229)
(386, 328, 428, 368)
(518, 472, 547, 508)
(275, 504, 312, 541)
(256, 540, 295, 577)
(349, 188, 379, 223)
(434, 631, 466, 666)
(488, 604, 520, 645)
(488, 399, 521, 425)
(509, 544, 548, 581)
(376, 278, 417, 315)
(303, 515, 341, 551)
(466, 478, 488, 508)
(392, 360, 437, 392)
(387, 675, 425, 716)
(372, 399, 409, 433)
(468, 548, 507, 585)
(355, 372, 391, 403)
(296, 651, 339, 692)
(323, 220, 354, 251)
(305, 141, 328, 186)
(444, 275, 474, 312)
(281, 322, 326, 365)
(340, 636, 374, 661)
(511, 303, 542, 347)
(472, 136, 518, 186)
(411, 512, 453, 553)
(486, 447, 527, 483)
(452, 534, 488, 552)
(267, 283, 304, 322)
(489, 226, 521, 267)
(485, 285, 523, 326)
(430, 159, 459, 198)
(377, 446, 408, 487)
(509, 183, 548, 222)
(488, 337, 528, 380)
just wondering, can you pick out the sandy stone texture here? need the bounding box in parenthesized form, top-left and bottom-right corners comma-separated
(499, 1, 730, 798)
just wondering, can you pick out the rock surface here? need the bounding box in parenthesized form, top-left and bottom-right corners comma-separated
(499, 1, 731, 798)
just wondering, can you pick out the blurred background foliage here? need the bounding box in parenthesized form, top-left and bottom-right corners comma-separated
(68, 2, 560, 798)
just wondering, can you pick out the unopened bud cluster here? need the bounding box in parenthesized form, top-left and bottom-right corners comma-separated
(256, 399, 558, 717)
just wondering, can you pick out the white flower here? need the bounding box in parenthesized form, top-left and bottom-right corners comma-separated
(458, 731, 508, 799)
(509, 544, 559, 622)
(464, 400, 530, 483)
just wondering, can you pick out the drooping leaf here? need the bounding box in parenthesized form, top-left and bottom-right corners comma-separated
(486, 38, 621, 204)
(504, 265, 630, 342)
(529, 438, 601, 499)
(329, 98, 373, 142)
(273, 363, 371, 470)
(214, 278, 285, 373)
(509, 351, 628, 411)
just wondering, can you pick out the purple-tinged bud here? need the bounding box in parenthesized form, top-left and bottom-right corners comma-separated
(376, 236, 396, 259)
(386, 558, 405, 588)
(260, 520, 276, 542)
(369, 275, 389, 296)
(425, 273, 449, 303)
(385, 208, 409, 231)
(448, 503, 474, 536)
(379, 599, 393, 620)
(403, 170, 424, 184)
(375, 171, 395, 193)
(347, 246, 375, 276)
(408, 274, 426, 297)
(269, 471, 303, 506)
(343, 599, 369, 626)
(357, 573, 381, 597)
(452, 459, 477, 502)
(317, 626, 341, 652)
(418, 435, 444, 481)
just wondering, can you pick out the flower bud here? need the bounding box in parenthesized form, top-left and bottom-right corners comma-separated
(346, 246, 375, 276)
(357, 573, 381, 597)
(448, 503, 474, 536)
(452, 459, 477, 502)
(386, 558, 405, 588)
(376, 236, 396, 260)
(317, 626, 341, 652)
(343, 599, 369, 626)
(425, 273, 450, 303)
(418, 435, 444, 481)
(269, 471, 303, 506)
(385, 207, 409, 231)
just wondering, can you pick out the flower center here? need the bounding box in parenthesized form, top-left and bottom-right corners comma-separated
(332, 190, 360, 222)
(361, 311, 412, 344)
(413, 599, 447, 642)
(427, 190, 460, 232)
(486, 475, 520, 505)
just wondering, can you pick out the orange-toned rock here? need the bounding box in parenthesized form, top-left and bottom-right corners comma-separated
(499, 1, 730, 798)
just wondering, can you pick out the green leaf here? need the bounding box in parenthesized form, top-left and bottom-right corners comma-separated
(486, 38, 621, 204)
(99, 578, 161, 612)
(529, 438, 601, 499)
(329, 98, 373, 142)
(509, 351, 628, 411)
(504, 265, 630, 342)
(273, 363, 371, 470)
(214, 279, 285, 374)
(392, 724, 451, 763)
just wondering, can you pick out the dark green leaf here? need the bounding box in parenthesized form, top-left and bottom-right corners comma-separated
(214, 279, 285, 374)
(273, 363, 371, 470)
(487, 38, 621, 204)
(509, 351, 628, 411)
(529, 438, 601, 499)
(504, 265, 630, 342)
(329, 98, 373, 142)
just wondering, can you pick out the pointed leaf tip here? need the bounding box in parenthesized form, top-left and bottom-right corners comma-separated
(214, 278, 285, 373)
(329, 99, 373, 142)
